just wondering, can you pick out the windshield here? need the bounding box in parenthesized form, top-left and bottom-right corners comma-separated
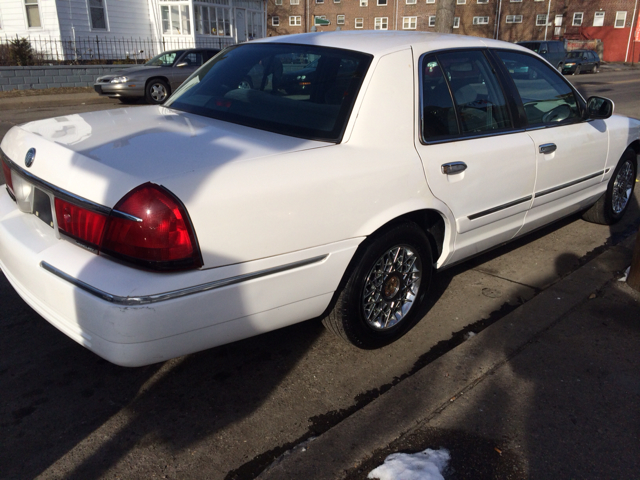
(145, 51, 185, 67)
(165, 43, 372, 142)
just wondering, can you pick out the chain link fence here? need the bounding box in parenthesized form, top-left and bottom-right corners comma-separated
(0, 35, 236, 66)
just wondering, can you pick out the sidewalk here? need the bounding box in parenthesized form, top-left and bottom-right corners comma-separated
(0, 91, 117, 109)
(258, 234, 640, 479)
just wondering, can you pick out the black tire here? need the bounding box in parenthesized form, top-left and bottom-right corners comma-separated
(573, 65, 581, 75)
(583, 148, 638, 225)
(592, 64, 599, 73)
(118, 97, 138, 104)
(145, 78, 170, 105)
(322, 222, 433, 349)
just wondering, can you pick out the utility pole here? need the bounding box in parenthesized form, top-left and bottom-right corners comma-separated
(435, 0, 456, 34)
(628, 226, 640, 292)
(544, 0, 552, 41)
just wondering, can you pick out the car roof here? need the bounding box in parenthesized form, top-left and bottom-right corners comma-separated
(254, 31, 528, 57)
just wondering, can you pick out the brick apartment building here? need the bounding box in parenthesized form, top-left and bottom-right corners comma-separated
(266, 0, 640, 62)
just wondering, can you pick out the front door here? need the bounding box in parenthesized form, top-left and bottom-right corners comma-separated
(416, 50, 537, 264)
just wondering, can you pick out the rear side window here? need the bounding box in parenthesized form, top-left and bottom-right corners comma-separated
(497, 50, 581, 127)
(420, 51, 512, 141)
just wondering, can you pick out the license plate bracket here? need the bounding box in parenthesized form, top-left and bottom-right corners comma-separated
(33, 188, 54, 228)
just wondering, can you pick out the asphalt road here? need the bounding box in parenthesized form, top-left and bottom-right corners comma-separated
(1, 70, 639, 479)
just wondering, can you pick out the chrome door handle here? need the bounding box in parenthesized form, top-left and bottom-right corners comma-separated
(441, 162, 467, 175)
(539, 143, 557, 154)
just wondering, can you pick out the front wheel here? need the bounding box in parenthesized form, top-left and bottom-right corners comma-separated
(583, 148, 637, 225)
(145, 79, 170, 105)
(323, 223, 433, 349)
(573, 65, 581, 75)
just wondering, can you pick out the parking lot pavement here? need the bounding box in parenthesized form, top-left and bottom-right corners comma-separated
(258, 234, 640, 480)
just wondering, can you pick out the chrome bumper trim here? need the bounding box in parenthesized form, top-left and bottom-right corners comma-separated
(40, 254, 329, 306)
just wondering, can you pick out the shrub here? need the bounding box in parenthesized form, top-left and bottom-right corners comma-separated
(9, 37, 35, 66)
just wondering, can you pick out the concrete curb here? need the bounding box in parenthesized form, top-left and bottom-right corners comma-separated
(0, 92, 116, 109)
(257, 236, 636, 479)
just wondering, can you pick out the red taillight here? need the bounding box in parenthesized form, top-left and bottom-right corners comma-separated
(101, 183, 202, 270)
(2, 159, 14, 194)
(54, 198, 107, 249)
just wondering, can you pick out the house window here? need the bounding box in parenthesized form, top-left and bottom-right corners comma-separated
(360, 0, 368, 6)
(316, 0, 324, 4)
(572, 12, 583, 26)
(377, 0, 387, 5)
(337, 14, 345, 24)
(536, 14, 547, 26)
(453, 16, 460, 28)
(272, 16, 279, 26)
(161, 4, 192, 35)
(314, 15, 327, 24)
(403, 16, 417, 29)
(25, 0, 41, 28)
(334, 0, 341, 3)
(593, 11, 604, 26)
(88, 0, 107, 30)
(195, 5, 232, 36)
(290, 15, 301, 25)
(355, 17, 364, 28)
(506, 15, 522, 23)
(291, 0, 300, 4)
(426, 0, 435, 3)
(457, 0, 465, 4)
(275, 0, 282, 5)
(473, 16, 489, 25)
(429, 16, 436, 27)
(615, 11, 627, 28)
(510, 0, 522, 2)
(407, 0, 417, 4)
(477, 0, 488, 3)
(374, 17, 388, 29)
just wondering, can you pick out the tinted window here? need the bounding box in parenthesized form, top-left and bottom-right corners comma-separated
(497, 50, 581, 127)
(165, 44, 372, 142)
(421, 56, 459, 141)
(437, 50, 512, 135)
(520, 42, 541, 53)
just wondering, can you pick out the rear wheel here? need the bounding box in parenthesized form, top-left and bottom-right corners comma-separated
(145, 79, 170, 105)
(583, 148, 637, 225)
(323, 223, 433, 349)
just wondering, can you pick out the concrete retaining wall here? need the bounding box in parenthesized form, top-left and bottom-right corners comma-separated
(0, 65, 135, 92)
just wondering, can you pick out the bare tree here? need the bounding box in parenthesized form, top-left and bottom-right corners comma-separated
(435, 0, 456, 34)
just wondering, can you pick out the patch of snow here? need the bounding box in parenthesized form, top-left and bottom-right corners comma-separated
(367, 448, 450, 480)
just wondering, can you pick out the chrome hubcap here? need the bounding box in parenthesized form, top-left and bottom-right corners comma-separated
(362, 245, 422, 330)
(150, 84, 168, 102)
(612, 161, 635, 214)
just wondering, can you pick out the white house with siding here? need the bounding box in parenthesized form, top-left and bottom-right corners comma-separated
(0, 0, 266, 60)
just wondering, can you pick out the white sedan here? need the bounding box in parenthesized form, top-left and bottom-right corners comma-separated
(0, 32, 638, 366)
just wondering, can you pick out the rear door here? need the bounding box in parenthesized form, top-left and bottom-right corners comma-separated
(416, 50, 537, 263)
(493, 50, 609, 234)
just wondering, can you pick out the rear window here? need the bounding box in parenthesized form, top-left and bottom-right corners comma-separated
(165, 43, 372, 142)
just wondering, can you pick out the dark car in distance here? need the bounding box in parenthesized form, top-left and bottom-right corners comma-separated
(94, 48, 221, 105)
(562, 50, 601, 75)
(516, 40, 567, 70)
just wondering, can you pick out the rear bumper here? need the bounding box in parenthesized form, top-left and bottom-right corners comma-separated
(0, 190, 359, 366)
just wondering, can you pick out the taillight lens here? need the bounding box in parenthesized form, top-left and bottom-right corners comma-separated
(101, 183, 202, 271)
(2, 158, 14, 195)
(55, 198, 107, 249)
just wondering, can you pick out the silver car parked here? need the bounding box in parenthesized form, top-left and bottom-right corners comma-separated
(93, 48, 221, 105)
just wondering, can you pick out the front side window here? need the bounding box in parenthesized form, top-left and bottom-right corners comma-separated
(572, 12, 583, 25)
(375, 17, 388, 29)
(165, 44, 372, 143)
(497, 50, 581, 127)
(180, 52, 204, 67)
(615, 11, 627, 28)
(290, 15, 301, 25)
(593, 11, 604, 26)
(88, 0, 107, 29)
(145, 50, 184, 67)
(25, 0, 41, 28)
(536, 14, 547, 26)
(403, 16, 417, 29)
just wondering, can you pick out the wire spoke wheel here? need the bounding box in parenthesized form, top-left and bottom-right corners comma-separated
(612, 160, 634, 214)
(361, 245, 422, 330)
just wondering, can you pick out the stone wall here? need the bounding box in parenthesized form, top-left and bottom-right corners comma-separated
(0, 65, 135, 92)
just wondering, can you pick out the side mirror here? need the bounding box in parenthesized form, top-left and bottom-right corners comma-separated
(585, 96, 614, 120)
(540, 49, 548, 54)
(175, 61, 188, 68)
